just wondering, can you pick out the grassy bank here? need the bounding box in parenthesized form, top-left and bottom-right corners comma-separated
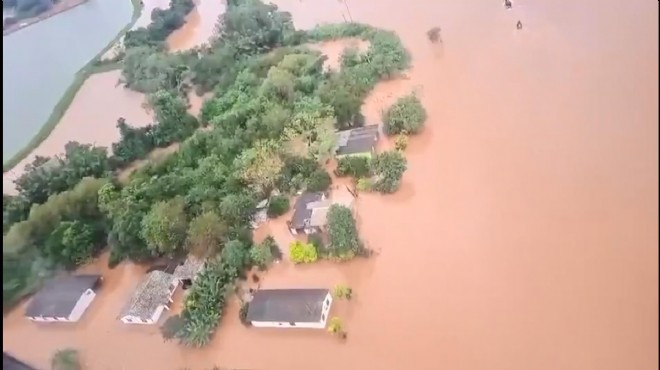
(2, 0, 144, 173)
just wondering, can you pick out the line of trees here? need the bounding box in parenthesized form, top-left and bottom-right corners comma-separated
(3, 0, 414, 346)
(123, 0, 195, 49)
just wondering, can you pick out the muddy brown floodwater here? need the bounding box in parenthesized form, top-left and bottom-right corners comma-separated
(4, 0, 659, 369)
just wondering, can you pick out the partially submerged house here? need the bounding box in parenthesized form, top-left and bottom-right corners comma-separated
(120, 257, 204, 324)
(288, 190, 355, 235)
(334, 125, 380, 159)
(3, 353, 38, 370)
(120, 271, 178, 325)
(25, 274, 101, 323)
(246, 289, 333, 329)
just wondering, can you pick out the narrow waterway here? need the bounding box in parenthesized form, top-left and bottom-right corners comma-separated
(2, 0, 134, 159)
(3, 1, 658, 369)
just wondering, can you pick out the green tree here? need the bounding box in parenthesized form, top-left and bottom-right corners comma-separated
(333, 283, 353, 300)
(289, 240, 318, 264)
(141, 197, 189, 256)
(327, 316, 345, 337)
(219, 193, 257, 225)
(335, 156, 371, 178)
(186, 212, 227, 257)
(234, 139, 283, 193)
(371, 150, 407, 193)
(51, 348, 81, 370)
(45, 221, 99, 268)
(149, 90, 199, 147)
(382, 93, 427, 135)
(249, 239, 274, 269)
(266, 195, 290, 218)
(216, 0, 296, 55)
(221, 239, 250, 271)
(306, 168, 332, 192)
(326, 204, 361, 259)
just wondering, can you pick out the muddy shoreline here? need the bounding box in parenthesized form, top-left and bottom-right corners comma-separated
(2, 0, 90, 36)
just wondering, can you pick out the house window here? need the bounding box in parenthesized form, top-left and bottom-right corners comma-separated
(322, 313, 326, 321)
(278, 323, 283, 326)
(324, 298, 330, 306)
(289, 322, 296, 326)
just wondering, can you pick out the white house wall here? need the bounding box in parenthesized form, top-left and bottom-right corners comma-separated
(151, 304, 167, 324)
(251, 320, 327, 329)
(68, 289, 97, 322)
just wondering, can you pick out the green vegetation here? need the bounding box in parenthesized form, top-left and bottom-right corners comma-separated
(266, 195, 290, 218)
(123, 0, 195, 49)
(289, 240, 318, 264)
(3, 0, 414, 347)
(328, 316, 347, 339)
(335, 150, 407, 194)
(382, 93, 427, 135)
(326, 204, 364, 260)
(394, 133, 409, 151)
(335, 156, 371, 178)
(250, 237, 275, 269)
(371, 150, 407, 193)
(333, 283, 353, 300)
(305, 168, 332, 192)
(51, 348, 81, 370)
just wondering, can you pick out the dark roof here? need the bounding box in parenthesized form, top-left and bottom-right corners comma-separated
(335, 125, 379, 156)
(289, 192, 324, 230)
(3, 353, 38, 370)
(25, 275, 101, 319)
(246, 289, 330, 323)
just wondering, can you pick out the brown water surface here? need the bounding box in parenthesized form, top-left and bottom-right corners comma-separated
(4, 1, 658, 369)
(167, 0, 226, 52)
(2, 70, 151, 194)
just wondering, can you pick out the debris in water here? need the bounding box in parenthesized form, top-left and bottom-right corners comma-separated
(427, 27, 442, 43)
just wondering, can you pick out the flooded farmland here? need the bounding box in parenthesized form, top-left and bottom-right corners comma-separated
(3, 0, 659, 370)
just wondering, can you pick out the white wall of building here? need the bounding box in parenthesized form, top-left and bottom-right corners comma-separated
(68, 288, 97, 322)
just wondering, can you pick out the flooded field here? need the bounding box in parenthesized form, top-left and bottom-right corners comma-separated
(3, 0, 659, 369)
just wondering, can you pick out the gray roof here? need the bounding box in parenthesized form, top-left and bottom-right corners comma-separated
(289, 192, 325, 230)
(335, 125, 379, 156)
(3, 353, 38, 370)
(121, 271, 175, 319)
(246, 289, 330, 323)
(24, 275, 101, 319)
(173, 256, 204, 281)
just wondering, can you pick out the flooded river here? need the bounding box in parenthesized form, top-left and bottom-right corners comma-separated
(3, 0, 658, 369)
